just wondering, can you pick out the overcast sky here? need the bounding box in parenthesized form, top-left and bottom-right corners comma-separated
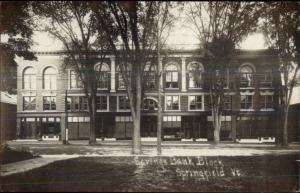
(32, 30, 266, 52)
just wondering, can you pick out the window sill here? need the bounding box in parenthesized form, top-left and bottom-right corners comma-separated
(165, 88, 180, 90)
(165, 109, 181, 112)
(240, 109, 255, 111)
(188, 109, 205, 112)
(260, 109, 274, 111)
(96, 110, 109, 112)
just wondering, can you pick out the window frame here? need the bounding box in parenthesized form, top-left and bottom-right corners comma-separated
(23, 67, 36, 90)
(43, 96, 57, 111)
(165, 64, 179, 89)
(165, 95, 180, 111)
(188, 95, 204, 111)
(23, 96, 36, 111)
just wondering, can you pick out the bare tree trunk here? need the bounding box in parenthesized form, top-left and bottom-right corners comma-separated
(89, 95, 97, 145)
(282, 105, 289, 146)
(213, 106, 221, 145)
(132, 69, 142, 154)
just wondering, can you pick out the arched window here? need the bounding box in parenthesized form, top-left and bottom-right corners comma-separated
(165, 63, 179, 88)
(23, 67, 36, 90)
(143, 98, 158, 111)
(95, 63, 110, 89)
(188, 62, 204, 88)
(144, 63, 157, 90)
(43, 67, 57, 90)
(239, 64, 255, 87)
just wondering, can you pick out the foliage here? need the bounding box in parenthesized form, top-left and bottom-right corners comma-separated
(0, 1, 36, 93)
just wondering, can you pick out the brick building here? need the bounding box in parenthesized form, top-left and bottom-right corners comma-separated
(16, 48, 297, 142)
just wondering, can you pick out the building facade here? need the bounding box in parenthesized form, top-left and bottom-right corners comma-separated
(16, 49, 293, 142)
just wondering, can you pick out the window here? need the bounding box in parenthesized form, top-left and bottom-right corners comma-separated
(79, 97, 88, 111)
(143, 98, 158, 111)
(23, 67, 36, 90)
(165, 64, 179, 88)
(96, 96, 108, 110)
(240, 65, 254, 87)
(23, 96, 36, 110)
(189, 95, 203, 110)
(163, 116, 181, 122)
(43, 96, 56, 110)
(166, 95, 179, 110)
(144, 64, 157, 90)
(260, 73, 273, 87)
(241, 95, 253, 109)
(95, 63, 110, 89)
(43, 67, 57, 90)
(117, 65, 130, 90)
(223, 95, 232, 110)
(188, 62, 203, 88)
(67, 96, 87, 111)
(70, 70, 83, 89)
(119, 96, 130, 110)
(261, 95, 273, 109)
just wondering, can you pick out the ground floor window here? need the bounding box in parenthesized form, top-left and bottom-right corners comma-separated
(119, 96, 130, 111)
(165, 95, 179, 110)
(260, 95, 273, 109)
(43, 96, 56, 110)
(241, 95, 253, 110)
(96, 96, 108, 111)
(189, 95, 203, 110)
(67, 96, 88, 111)
(23, 96, 36, 111)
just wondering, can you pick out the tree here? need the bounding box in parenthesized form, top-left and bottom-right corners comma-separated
(155, 2, 182, 155)
(33, 1, 113, 145)
(260, 1, 300, 146)
(0, 1, 36, 147)
(186, 2, 262, 144)
(0, 1, 36, 94)
(91, 1, 162, 154)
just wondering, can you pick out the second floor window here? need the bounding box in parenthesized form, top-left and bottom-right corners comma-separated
(96, 96, 108, 110)
(67, 96, 87, 111)
(144, 64, 157, 90)
(241, 95, 253, 110)
(223, 95, 232, 110)
(188, 62, 203, 88)
(43, 67, 57, 90)
(117, 65, 130, 90)
(260, 73, 273, 87)
(70, 70, 83, 89)
(189, 95, 203, 110)
(23, 67, 36, 90)
(166, 95, 179, 110)
(95, 63, 110, 89)
(261, 95, 273, 109)
(119, 96, 130, 110)
(23, 96, 36, 111)
(43, 96, 56, 110)
(240, 65, 254, 88)
(165, 64, 179, 88)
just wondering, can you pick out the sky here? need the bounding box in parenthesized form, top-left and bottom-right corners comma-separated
(31, 30, 267, 52)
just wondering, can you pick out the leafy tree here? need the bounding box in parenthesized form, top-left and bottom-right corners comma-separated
(260, 1, 300, 146)
(186, 2, 262, 144)
(91, 1, 163, 154)
(0, 1, 36, 94)
(33, 1, 113, 145)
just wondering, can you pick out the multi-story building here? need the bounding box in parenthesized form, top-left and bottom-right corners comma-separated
(16, 48, 297, 142)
